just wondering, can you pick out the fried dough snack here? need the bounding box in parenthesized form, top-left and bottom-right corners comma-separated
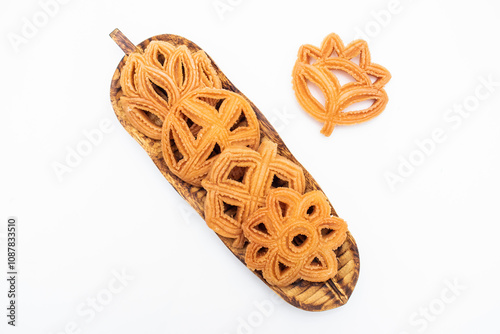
(292, 33, 391, 136)
(120, 41, 222, 139)
(242, 188, 347, 286)
(202, 140, 306, 248)
(162, 88, 260, 186)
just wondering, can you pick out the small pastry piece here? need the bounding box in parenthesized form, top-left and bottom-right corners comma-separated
(120, 41, 222, 139)
(292, 33, 391, 136)
(202, 140, 306, 248)
(162, 88, 260, 186)
(242, 188, 347, 286)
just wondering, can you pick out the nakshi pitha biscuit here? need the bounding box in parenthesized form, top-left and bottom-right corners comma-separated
(292, 33, 391, 136)
(202, 140, 305, 248)
(119, 41, 222, 139)
(162, 88, 260, 186)
(242, 188, 347, 286)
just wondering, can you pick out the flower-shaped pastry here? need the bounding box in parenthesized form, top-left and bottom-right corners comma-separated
(292, 33, 391, 136)
(162, 88, 260, 186)
(202, 140, 306, 248)
(242, 188, 347, 286)
(120, 41, 222, 139)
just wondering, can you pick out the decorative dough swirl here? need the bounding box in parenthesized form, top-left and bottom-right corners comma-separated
(120, 41, 222, 139)
(292, 33, 391, 136)
(202, 140, 306, 248)
(242, 188, 347, 286)
(162, 88, 260, 186)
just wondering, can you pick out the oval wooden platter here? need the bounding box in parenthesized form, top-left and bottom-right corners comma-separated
(109, 29, 360, 311)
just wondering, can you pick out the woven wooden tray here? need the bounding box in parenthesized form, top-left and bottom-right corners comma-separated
(109, 29, 360, 311)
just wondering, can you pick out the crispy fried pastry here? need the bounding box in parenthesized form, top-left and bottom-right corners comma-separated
(202, 140, 306, 248)
(120, 41, 222, 139)
(162, 88, 260, 186)
(242, 188, 347, 286)
(292, 33, 391, 136)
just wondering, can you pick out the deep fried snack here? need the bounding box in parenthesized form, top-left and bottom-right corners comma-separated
(162, 88, 261, 186)
(202, 140, 306, 248)
(120, 41, 222, 139)
(242, 188, 347, 286)
(292, 33, 391, 136)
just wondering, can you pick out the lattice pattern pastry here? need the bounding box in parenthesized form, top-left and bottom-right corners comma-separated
(292, 33, 391, 136)
(120, 41, 222, 139)
(242, 188, 347, 286)
(162, 88, 261, 186)
(202, 140, 306, 248)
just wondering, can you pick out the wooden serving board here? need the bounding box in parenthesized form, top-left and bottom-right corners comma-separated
(109, 29, 360, 311)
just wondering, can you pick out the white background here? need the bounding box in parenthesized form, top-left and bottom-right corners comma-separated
(1, 0, 500, 333)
